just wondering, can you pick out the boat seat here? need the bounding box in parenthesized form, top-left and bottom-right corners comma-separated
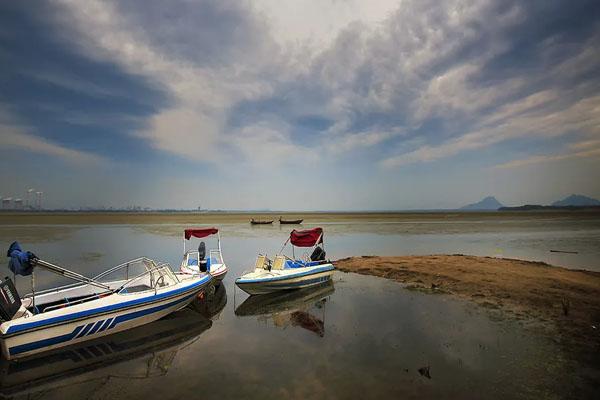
(187, 259, 198, 266)
(255, 255, 267, 270)
(272, 256, 285, 270)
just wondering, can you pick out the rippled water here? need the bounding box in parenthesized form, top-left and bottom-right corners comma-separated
(0, 215, 598, 399)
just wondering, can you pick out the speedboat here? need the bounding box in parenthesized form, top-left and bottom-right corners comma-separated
(0, 242, 212, 360)
(0, 306, 213, 396)
(180, 228, 227, 281)
(235, 227, 334, 295)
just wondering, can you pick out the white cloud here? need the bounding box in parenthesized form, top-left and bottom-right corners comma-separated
(327, 129, 402, 154)
(0, 109, 106, 165)
(50, 0, 600, 174)
(381, 94, 600, 168)
(52, 0, 281, 166)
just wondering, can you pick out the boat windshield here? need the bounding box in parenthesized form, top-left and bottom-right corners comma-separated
(118, 263, 179, 294)
(92, 258, 179, 294)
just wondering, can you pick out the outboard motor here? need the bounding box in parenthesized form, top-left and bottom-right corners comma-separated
(198, 242, 208, 272)
(0, 277, 21, 321)
(310, 246, 326, 262)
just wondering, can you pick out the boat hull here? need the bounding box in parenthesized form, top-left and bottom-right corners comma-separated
(236, 265, 334, 295)
(0, 277, 211, 360)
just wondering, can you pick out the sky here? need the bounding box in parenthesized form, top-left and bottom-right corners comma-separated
(0, 0, 599, 210)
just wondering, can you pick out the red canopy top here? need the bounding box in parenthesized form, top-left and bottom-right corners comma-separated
(184, 228, 218, 240)
(290, 227, 323, 247)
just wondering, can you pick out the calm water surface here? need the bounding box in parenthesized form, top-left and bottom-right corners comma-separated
(0, 217, 598, 399)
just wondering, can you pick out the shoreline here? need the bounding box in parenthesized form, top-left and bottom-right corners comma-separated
(335, 255, 600, 370)
(1, 210, 599, 225)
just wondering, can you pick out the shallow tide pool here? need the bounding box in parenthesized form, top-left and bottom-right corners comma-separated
(0, 220, 597, 399)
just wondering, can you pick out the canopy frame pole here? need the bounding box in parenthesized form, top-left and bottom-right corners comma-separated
(217, 231, 223, 262)
(315, 233, 323, 250)
(31, 271, 36, 314)
(277, 236, 291, 256)
(32, 258, 112, 291)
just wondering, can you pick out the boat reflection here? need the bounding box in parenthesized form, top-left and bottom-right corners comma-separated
(0, 285, 227, 397)
(189, 282, 227, 320)
(235, 282, 334, 337)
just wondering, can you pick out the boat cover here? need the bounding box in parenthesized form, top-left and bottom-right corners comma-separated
(6, 242, 35, 276)
(184, 228, 218, 240)
(290, 228, 323, 247)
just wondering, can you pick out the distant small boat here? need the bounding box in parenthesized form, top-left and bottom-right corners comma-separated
(250, 219, 273, 225)
(279, 217, 303, 224)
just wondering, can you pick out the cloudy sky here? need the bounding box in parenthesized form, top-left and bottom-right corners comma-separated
(1, 0, 599, 210)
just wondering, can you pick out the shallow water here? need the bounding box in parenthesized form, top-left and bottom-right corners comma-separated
(0, 273, 570, 400)
(0, 217, 598, 399)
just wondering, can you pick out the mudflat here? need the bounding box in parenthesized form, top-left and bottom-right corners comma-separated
(336, 255, 600, 369)
(1, 210, 600, 225)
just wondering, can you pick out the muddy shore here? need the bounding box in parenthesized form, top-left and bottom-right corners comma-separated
(335, 255, 600, 373)
(1, 210, 600, 225)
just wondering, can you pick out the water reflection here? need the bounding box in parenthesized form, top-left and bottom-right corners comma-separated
(235, 282, 334, 337)
(0, 285, 227, 398)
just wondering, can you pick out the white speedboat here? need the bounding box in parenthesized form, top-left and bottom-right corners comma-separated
(235, 227, 334, 295)
(180, 228, 228, 282)
(0, 242, 212, 360)
(0, 306, 213, 396)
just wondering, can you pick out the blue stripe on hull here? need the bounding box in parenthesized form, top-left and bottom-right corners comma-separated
(6, 275, 210, 334)
(264, 275, 331, 288)
(237, 274, 332, 294)
(235, 265, 334, 285)
(8, 292, 196, 356)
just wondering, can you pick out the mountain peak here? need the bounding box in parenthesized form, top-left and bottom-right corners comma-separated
(460, 196, 504, 210)
(552, 194, 600, 207)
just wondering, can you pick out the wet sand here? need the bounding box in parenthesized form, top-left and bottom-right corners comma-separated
(336, 255, 600, 374)
(1, 210, 600, 225)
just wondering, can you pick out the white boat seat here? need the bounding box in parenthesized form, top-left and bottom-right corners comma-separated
(255, 255, 267, 270)
(272, 256, 285, 270)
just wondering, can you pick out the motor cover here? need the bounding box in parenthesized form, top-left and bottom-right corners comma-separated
(0, 277, 21, 321)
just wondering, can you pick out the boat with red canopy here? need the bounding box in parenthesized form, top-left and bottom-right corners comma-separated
(180, 228, 227, 282)
(235, 227, 334, 295)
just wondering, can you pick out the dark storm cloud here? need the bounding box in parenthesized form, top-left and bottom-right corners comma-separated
(114, 0, 276, 67)
(0, 1, 169, 161)
(223, 0, 600, 160)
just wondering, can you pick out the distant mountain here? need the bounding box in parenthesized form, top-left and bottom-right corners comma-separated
(552, 194, 600, 207)
(460, 196, 504, 210)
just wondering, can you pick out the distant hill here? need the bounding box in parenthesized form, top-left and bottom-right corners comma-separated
(460, 196, 504, 210)
(552, 194, 600, 207)
(499, 205, 600, 211)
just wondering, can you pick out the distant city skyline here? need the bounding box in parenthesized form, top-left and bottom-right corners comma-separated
(1, 1, 599, 210)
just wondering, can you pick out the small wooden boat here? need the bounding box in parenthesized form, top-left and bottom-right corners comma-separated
(250, 219, 273, 225)
(279, 217, 303, 224)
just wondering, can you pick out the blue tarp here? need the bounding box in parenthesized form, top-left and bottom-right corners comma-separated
(6, 241, 36, 276)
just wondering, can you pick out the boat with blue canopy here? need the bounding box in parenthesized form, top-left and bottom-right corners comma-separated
(235, 227, 335, 295)
(0, 242, 212, 360)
